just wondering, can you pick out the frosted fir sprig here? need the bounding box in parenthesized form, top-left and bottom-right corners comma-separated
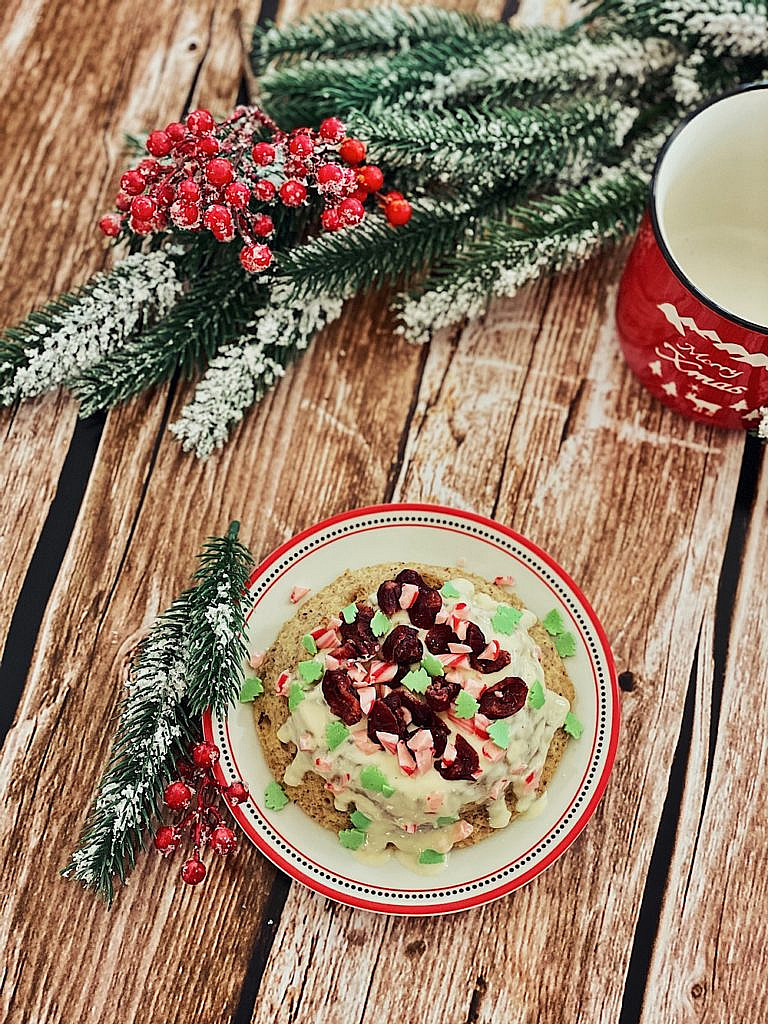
(396, 128, 671, 345)
(0, 250, 181, 404)
(170, 290, 344, 458)
(64, 522, 255, 903)
(64, 591, 195, 903)
(418, 34, 679, 108)
(353, 99, 639, 192)
(184, 522, 255, 718)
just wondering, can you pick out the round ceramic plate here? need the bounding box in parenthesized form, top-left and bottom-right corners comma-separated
(203, 503, 619, 915)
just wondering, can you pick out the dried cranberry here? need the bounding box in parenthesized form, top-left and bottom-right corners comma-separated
(339, 605, 378, 657)
(332, 642, 359, 663)
(464, 621, 486, 655)
(321, 669, 362, 725)
(395, 568, 425, 588)
(424, 680, 461, 712)
(388, 664, 410, 688)
(478, 676, 528, 719)
(428, 713, 449, 758)
(470, 649, 512, 675)
(382, 691, 412, 733)
(425, 623, 459, 653)
(377, 580, 401, 616)
(381, 624, 423, 664)
(436, 734, 479, 781)
(367, 699, 406, 743)
(408, 587, 443, 629)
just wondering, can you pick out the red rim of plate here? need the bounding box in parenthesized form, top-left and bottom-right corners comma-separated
(203, 502, 620, 915)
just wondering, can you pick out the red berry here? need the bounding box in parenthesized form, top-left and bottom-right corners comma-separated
(131, 195, 156, 220)
(224, 181, 250, 208)
(157, 183, 176, 206)
(252, 213, 273, 237)
(358, 165, 384, 193)
(253, 179, 276, 202)
(130, 217, 153, 235)
(99, 213, 122, 237)
(165, 121, 187, 144)
(114, 191, 132, 212)
(339, 137, 366, 165)
(186, 108, 215, 135)
(154, 825, 180, 855)
(146, 130, 172, 157)
(120, 170, 145, 196)
(387, 191, 404, 202)
(204, 204, 234, 241)
(153, 210, 168, 230)
(385, 197, 413, 227)
(319, 117, 345, 142)
(316, 162, 343, 185)
(170, 200, 200, 228)
(351, 186, 369, 203)
(284, 159, 308, 179)
(137, 158, 159, 177)
(210, 825, 237, 856)
(177, 178, 201, 202)
(191, 741, 220, 768)
(338, 196, 365, 225)
(289, 133, 314, 157)
(181, 858, 207, 885)
(240, 243, 273, 273)
(205, 158, 234, 187)
(164, 780, 192, 810)
(251, 142, 275, 166)
(226, 781, 249, 804)
(197, 134, 219, 157)
(321, 208, 341, 232)
(279, 179, 307, 207)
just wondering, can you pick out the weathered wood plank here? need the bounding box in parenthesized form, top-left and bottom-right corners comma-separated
(640, 449, 767, 1024)
(0, 0, 243, 664)
(251, 250, 746, 1023)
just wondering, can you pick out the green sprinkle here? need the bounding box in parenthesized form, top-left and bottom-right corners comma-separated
(564, 712, 583, 739)
(326, 720, 349, 751)
(370, 609, 391, 637)
(302, 633, 318, 655)
(492, 604, 523, 634)
(554, 632, 577, 658)
(528, 680, 545, 709)
(437, 816, 458, 826)
(341, 603, 358, 624)
(487, 719, 510, 749)
(421, 652, 444, 677)
(338, 828, 366, 850)
(239, 676, 264, 702)
(418, 849, 445, 865)
(360, 765, 395, 796)
(401, 667, 430, 694)
(264, 782, 289, 811)
(542, 608, 565, 636)
(350, 810, 371, 830)
(440, 581, 460, 598)
(298, 659, 323, 682)
(288, 682, 305, 711)
(454, 690, 479, 719)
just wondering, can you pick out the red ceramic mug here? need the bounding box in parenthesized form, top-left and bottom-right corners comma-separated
(616, 83, 768, 430)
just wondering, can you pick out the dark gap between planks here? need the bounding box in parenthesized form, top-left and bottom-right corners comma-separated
(618, 434, 762, 1022)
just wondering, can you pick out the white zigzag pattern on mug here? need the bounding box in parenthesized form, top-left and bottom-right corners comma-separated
(657, 302, 768, 368)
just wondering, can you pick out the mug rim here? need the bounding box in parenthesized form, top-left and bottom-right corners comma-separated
(649, 81, 768, 337)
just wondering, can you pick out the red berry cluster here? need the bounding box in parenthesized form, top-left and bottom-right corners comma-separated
(155, 740, 248, 886)
(99, 106, 413, 275)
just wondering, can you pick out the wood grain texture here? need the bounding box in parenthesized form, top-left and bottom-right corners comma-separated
(251, 255, 747, 1024)
(641, 450, 767, 1024)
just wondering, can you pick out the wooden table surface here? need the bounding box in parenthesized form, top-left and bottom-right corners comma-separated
(1, 1, 766, 1022)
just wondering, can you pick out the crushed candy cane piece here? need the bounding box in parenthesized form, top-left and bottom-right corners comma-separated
(415, 748, 433, 775)
(397, 740, 417, 776)
(316, 629, 339, 650)
(314, 755, 333, 772)
(448, 642, 473, 654)
(489, 777, 508, 801)
(358, 686, 376, 714)
(452, 601, 469, 620)
(434, 608, 450, 625)
(402, 822, 418, 834)
(325, 773, 350, 794)
(407, 729, 434, 752)
(494, 575, 515, 587)
(275, 671, 291, 696)
(454, 620, 468, 641)
(525, 771, 536, 785)
(324, 654, 340, 671)
(352, 732, 380, 755)
(478, 640, 500, 661)
(482, 740, 506, 762)
(376, 731, 399, 755)
(399, 583, 420, 609)
(249, 650, 265, 670)
(453, 820, 474, 840)
(425, 792, 444, 813)
(299, 733, 314, 751)
(463, 677, 486, 699)
(290, 585, 310, 603)
(442, 741, 457, 764)
(369, 660, 398, 683)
